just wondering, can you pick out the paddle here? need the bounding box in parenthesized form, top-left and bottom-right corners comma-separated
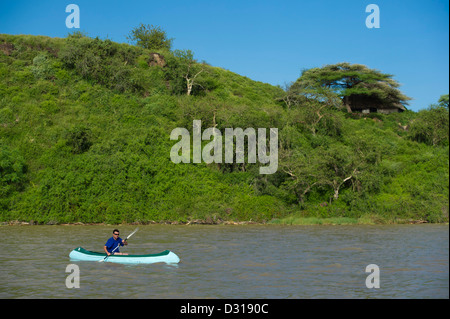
(100, 227, 139, 262)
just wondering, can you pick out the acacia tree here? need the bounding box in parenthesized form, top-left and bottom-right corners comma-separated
(290, 63, 411, 113)
(127, 24, 173, 51)
(173, 49, 205, 96)
(315, 145, 359, 201)
(280, 137, 382, 204)
(280, 145, 359, 203)
(292, 85, 343, 136)
(409, 100, 449, 146)
(438, 94, 449, 109)
(280, 148, 320, 204)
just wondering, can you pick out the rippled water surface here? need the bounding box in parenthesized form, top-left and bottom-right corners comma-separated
(0, 224, 448, 298)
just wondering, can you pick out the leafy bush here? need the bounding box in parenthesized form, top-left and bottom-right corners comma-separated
(59, 36, 141, 93)
(127, 23, 173, 50)
(31, 53, 55, 80)
(0, 144, 27, 211)
(408, 104, 449, 146)
(65, 126, 93, 154)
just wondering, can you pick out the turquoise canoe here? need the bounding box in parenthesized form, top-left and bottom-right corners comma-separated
(69, 247, 180, 264)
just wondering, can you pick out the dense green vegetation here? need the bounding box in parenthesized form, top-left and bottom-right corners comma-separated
(0, 33, 448, 225)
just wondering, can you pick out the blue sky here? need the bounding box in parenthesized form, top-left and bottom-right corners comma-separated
(1, 0, 448, 111)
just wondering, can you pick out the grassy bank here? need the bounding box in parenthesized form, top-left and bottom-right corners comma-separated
(2, 216, 441, 226)
(268, 215, 435, 225)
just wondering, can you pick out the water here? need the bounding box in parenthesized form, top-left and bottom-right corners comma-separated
(0, 224, 448, 298)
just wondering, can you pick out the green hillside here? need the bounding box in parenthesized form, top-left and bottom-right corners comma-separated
(0, 33, 448, 224)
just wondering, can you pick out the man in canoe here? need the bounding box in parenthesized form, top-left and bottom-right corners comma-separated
(104, 229, 129, 256)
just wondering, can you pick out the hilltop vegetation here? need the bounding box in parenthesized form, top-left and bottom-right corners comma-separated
(0, 32, 448, 225)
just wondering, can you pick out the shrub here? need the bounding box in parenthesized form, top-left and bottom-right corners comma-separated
(0, 145, 27, 211)
(59, 36, 138, 93)
(31, 53, 55, 80)
(65, 126, 93, 154)
(408, 104, 449, 146)
(127, 24, 173, 51)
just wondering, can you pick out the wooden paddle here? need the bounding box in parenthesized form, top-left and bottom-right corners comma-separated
(99, 227, 139, 262)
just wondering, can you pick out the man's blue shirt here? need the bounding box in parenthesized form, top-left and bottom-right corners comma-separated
(105, 236, 124, 253)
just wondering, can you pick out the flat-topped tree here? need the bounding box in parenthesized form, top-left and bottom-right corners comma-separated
(290, 62, 411, 114)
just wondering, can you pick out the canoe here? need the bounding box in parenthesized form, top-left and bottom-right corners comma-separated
(69, 247, 180, 264)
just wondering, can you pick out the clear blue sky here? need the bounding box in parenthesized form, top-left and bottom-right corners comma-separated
(1, 0, 448, 111)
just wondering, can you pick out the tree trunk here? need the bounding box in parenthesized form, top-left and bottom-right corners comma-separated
(343, 96, 352, 113)
(332, 169, 357, 201)
(186, 81, 192, 96)
(185, 68, 204, 96)
(333, 187, 340, 200)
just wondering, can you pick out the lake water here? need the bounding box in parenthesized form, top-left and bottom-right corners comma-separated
(0, 224, 448, 299)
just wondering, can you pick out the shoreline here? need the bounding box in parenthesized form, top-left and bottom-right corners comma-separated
(2, 217, 445, 226)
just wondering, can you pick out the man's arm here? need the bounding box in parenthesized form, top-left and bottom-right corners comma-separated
(119, 237, 128, 246)
(104, 245, 111, 255)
